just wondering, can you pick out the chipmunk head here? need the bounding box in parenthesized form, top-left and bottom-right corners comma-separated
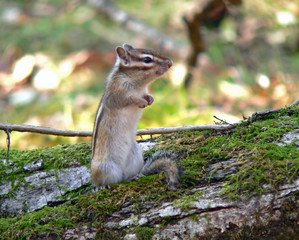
(115, 44, 172, 84)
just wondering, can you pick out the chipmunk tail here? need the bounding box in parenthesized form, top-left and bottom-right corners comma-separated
(141, 151, 180, 191)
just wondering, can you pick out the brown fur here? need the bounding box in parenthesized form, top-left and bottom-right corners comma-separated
(91, 44, 176, 188)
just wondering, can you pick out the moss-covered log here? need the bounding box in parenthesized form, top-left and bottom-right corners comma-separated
(0, 106, 298, 239)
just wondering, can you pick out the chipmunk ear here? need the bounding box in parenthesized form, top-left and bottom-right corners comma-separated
(116, 46, 129, 65)
(123, 44, 134, 52)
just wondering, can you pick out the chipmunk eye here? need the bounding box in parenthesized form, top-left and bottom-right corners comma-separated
(143, 57, 153, 64)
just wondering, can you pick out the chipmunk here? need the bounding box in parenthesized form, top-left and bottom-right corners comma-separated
(91, 44, 179, 190)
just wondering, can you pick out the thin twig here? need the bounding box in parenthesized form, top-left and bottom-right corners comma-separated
(0, 123, 92, 137)
(5, 130, 11, 159)
(291, 99, 299, 106)
(0, 99, 297, 138)
(213, 115, 230, 125)
(0, 123, 235, 137)
(136, 124, 235, 136)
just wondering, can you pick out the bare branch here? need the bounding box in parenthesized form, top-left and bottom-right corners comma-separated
(291, 99, 299, 106)
(137, 124, 235, 136)
(0, 123, 234, 138)
(0, 123, 93, 137)
(182, 0, 242, 89)
(0, 99, 297, 138)
(86, 0, 184, 56)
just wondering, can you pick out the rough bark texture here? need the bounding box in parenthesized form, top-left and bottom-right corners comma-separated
(0, 108, 298, 239)
(0, 142, 155, 217)
(61, 178, 299, 240)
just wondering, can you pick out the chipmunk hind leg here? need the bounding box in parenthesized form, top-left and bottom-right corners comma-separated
(141, 151, 179, 190)
(124, 142, 144, 180)
(90, 158, 123, 187)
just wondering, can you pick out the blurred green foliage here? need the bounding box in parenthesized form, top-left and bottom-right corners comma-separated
(0, 0, 298, 149)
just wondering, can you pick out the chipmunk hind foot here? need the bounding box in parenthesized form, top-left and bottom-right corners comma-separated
(142, 151, 180, 191)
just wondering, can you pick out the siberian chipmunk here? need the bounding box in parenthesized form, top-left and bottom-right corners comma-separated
(91, 44, 179, 190)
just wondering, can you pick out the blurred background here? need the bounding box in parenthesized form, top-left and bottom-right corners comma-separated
(0, 0, 298, 149)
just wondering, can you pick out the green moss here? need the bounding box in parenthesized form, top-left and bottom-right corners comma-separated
(0, 143, 91, 185)
(0, 106, 298, 238)
(173, 190, 203, 211)
(134, 227, 156, 240)
(0, 177, 180, 239)
(189, 214, 198, 222)
(155, 106, 298, 199)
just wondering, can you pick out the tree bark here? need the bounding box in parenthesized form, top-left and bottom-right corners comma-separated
(0, 106, 298, 239)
